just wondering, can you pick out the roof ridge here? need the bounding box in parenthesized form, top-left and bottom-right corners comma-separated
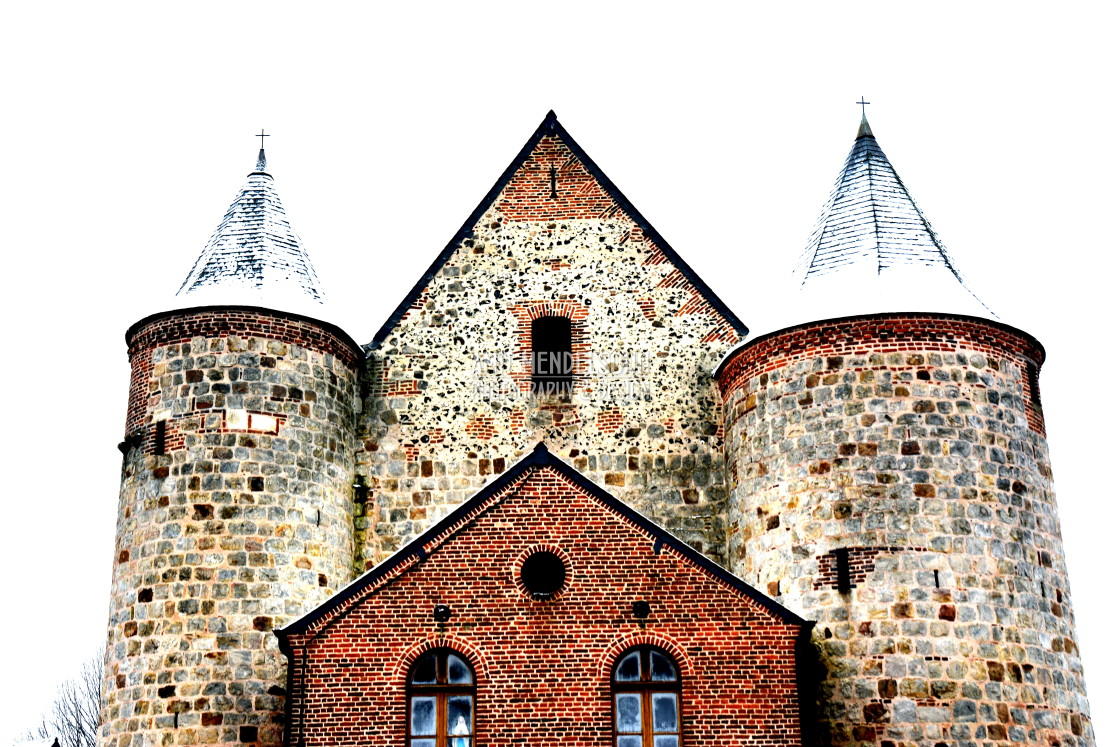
(365, 112, 747, 348)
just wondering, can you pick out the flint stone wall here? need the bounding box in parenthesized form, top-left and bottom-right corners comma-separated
(359, 133, 740, 569)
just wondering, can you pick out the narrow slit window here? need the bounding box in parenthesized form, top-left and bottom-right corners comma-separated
(154, 420, 167, 456)
(531, 316, 573, 396)
(835, 548, 851, 593)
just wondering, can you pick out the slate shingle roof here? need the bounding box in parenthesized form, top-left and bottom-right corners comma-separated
(797, 115, 969, 283)
(176, 149, 324, 305)
(782, 114, 994, 325)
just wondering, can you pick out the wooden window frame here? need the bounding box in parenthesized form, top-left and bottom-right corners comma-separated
(406, 649, 476, 747)
(611, 645, 682, 747)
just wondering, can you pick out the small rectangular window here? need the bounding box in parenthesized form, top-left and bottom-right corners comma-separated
(154, 420, 167, 456)
(835, 548, 851, 593)
(531, 316, 573, 396)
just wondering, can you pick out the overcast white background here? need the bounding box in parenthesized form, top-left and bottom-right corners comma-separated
(1, 2, 1115, 744)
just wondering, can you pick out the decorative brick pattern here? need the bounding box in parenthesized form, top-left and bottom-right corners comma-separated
(280, 466, 805, 747)
(102, 308, 361, 747)
(717, 313, 1092, 746)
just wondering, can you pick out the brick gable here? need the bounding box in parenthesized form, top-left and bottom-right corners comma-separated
(279, 445, 809, 746)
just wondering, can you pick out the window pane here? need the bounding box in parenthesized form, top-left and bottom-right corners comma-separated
(654, 737, 679, 747)
(617, 737, 642, 747)
(449, 739, 471, 747)
(652, 693, 678, 732)
(615, 651, 641, 682)
(448, 654, 472, 684)
(650, 650, 677, 681)
(411, 653, 437, 684)
(411, 741, 436, 747)
(615, 693, 642, 732)
(410, 696, 436, 736)
(447, 695, 473, 734)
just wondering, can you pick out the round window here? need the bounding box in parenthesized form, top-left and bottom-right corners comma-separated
(520, 551, 566, 599)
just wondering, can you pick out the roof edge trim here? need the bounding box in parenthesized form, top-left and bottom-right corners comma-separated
(713, 310, 1046, 380)
(276, 443, 803, 639)
(364, 111, 747, 349)
(125, 304, 365, 361)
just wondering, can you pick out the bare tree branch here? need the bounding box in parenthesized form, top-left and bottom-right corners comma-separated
(22, 650, 102, 747)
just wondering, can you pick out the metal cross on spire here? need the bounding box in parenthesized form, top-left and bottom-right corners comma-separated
(257, 129, 270, 149)
(856, 98, 870, 115)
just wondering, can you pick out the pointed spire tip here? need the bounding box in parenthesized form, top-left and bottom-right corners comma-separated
(255, 148, 268, 173)
(856, 113, 875, 140)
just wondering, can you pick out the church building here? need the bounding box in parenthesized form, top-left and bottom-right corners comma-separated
(100, 112, 1094, 747)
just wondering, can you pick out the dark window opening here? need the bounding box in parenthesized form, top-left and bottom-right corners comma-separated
(1026, 360, 1043, 408)
(521, 551, 566, 599)
(835, 548, 851, 593)
(154, 420, 167, 456)
(408, 649, 475, 747)
(531, 316, 573, 396)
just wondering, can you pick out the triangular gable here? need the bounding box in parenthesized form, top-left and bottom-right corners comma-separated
(278, 443, 804, 640)
(366, 111, 748, 348)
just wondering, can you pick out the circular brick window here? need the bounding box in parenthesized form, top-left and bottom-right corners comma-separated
(520, 551, 566, 600)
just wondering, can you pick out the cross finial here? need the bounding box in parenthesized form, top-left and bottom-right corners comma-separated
(856, 98, 870, 115)
(257, 129, 269, 149)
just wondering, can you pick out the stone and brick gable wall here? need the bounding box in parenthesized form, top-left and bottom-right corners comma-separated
(281, 465, 805, 746)
(361, 131, 741, 568)
(102, 307, 362, 747)
(717, 313, 1092, 747)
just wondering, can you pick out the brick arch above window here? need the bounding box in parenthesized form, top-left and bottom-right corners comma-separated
(507, 301, 590, 395)
(597, 632, 693, 685)
(394, 636, 491, 688)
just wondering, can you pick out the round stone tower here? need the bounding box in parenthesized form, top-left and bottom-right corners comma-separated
(716, 117, 1093, 746)
(101, 150, 362, 747)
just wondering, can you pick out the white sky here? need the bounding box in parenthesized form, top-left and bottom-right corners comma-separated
(1, 2, 1115, 744)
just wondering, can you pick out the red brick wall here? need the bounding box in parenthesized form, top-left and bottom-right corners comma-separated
(283, 467, 805, 746)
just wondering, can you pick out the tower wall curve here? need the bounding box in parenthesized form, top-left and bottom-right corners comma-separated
(716, 313, 1093, 746)
(101, 306, 362, 747)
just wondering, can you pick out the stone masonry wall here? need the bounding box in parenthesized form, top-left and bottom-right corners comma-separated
(102, 308, 362, 747)
(359, 133, 739, 569)
(717, 314, 1093, 747)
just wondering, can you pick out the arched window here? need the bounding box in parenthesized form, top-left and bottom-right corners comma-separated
(407, 649, 475, 747)
(531, 315, 573, 396)
(612, 646, 681, 747)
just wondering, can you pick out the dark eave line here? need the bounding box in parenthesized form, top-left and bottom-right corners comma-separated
(365, 111, 748, 350)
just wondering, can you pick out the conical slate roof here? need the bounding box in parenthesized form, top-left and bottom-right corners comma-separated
(797, 114, 969, 282)
(176, 149, 325, 307)
(784, 113, 992, 322)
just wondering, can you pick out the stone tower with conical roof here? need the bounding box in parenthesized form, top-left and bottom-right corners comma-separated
(101, 148, 363, 747)
(716, 115, 1093, 746)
